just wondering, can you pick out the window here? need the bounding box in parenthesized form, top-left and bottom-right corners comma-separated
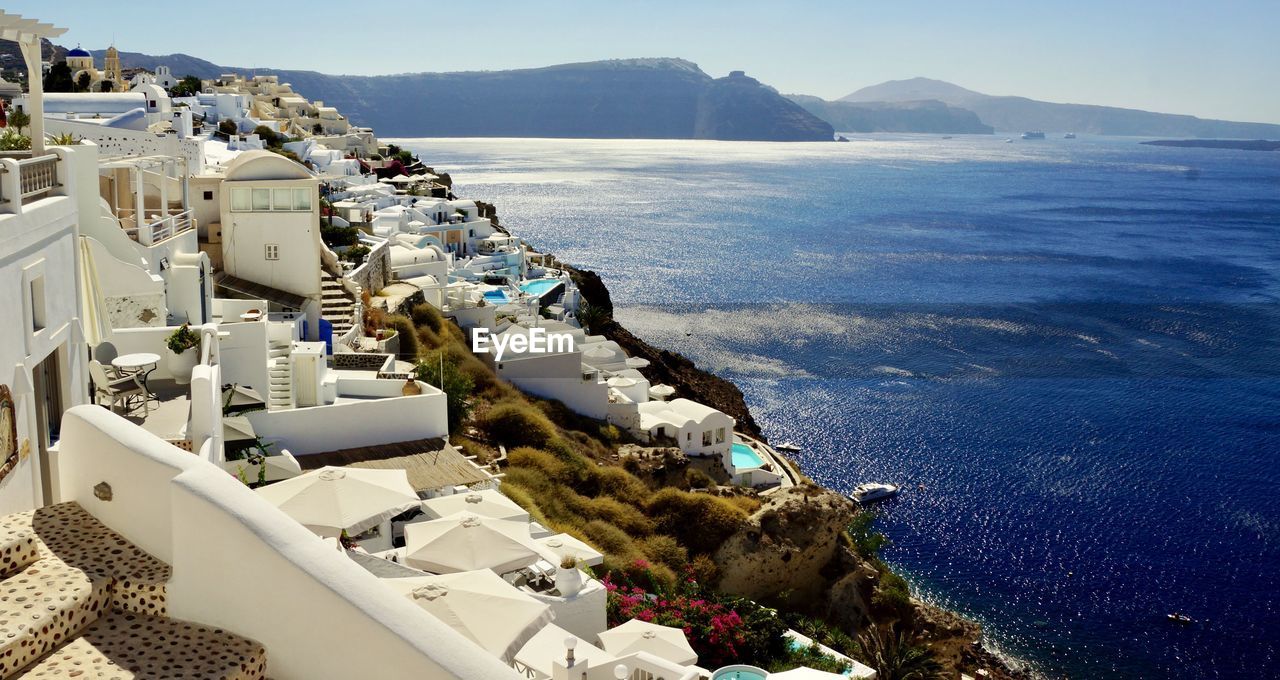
(230, 188, 250, 211)
(29, 275, 46, 333)
(265, 244, 279, 260)
(273, 188, 292, 211)
(702, 430, 712, 447)
(292, 188, 312, 211)
(251, 188, 271, 211)
(715, 428, 726, 444)
(203, 190, 214, 201)
(686, 432, 692, 442)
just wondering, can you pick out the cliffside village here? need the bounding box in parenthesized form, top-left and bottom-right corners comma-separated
(0, 13, 869, 680)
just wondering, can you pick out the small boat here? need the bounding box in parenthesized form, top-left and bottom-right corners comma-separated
(1167, 613, 1194, 625)
(941, 135, 953, 140)
(850, 483, 900, 504)
(1063, 132, 1077, 139)
(1022, 131, 1046, 140)
(774, 441, 801, 453)
(1004, 138, 1014, 143)
(835, 135, 850, 142)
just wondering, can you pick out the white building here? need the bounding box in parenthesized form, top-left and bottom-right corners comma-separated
(217, 150, 326, 339)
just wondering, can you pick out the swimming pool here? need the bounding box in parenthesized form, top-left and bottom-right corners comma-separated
(710, 665, 768, 680)
(482, 290, 509, 304)
(519, 279, 563, 297)
(731, 442, 764, 469)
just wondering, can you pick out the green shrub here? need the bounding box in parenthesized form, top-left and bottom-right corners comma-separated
(409, 303, 444, 334)
(585, 496, 653, 535)
(414, 350, 475, 431)
(507, 447, 568, 480)
(647, 488, 748, 556)
(583, 520, 633, 555)
(165, 324, 200, 354)
(639, 535, 688, 572)
(871, 572, 913, 621)
(480, 401, 558, 448)
(594, 466, 651, 506)
(385, 315, 419, 359)
(217, 119, 237, 136)
(685, 467, 715, 489)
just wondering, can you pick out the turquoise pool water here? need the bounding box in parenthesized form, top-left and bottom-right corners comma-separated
(710, 667, 768, 680)
(520, 279, 563, 296)
(483, 290, 509, 304)
(731, 443, 764, 469)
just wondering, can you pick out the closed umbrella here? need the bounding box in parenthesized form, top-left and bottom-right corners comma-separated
(255, 466, 418, 536)
(598, 619, 697, 666)
(384, 570, 553, 663)
(404, 512, 541, 574)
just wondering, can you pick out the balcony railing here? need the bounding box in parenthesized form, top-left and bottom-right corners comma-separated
(18, 155, 59, 202)
(119, 209, 196, 245)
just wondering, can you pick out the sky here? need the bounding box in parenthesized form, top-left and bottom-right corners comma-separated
(14, 0, 1280, 123)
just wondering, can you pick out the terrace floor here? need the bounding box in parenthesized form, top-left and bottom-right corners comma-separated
(117, 379, 191, 442)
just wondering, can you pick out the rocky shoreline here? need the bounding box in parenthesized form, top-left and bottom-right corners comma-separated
(482, 190, 1030, 679)
(565, 265, 1032, 679)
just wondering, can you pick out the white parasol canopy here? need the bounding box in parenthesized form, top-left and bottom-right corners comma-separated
(597, 619, 698, 666)
(384, 569, 553, 663)
(514, 623, 613, 677)
(404, 512, 542, 574)
(254, 466, 418, 536)
(535, 533, 604, 567)
(625, 357, 651, 368)
(420, 489, 530, 523)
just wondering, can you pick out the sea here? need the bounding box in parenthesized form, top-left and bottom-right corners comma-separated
(396, 135, 1280, 679)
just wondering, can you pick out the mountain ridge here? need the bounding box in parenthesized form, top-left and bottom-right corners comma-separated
(79, 50, 832, 141)
(841, 77, 1280, 137)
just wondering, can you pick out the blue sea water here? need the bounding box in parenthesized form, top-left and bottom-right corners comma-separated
(397, 135, 1280, 678)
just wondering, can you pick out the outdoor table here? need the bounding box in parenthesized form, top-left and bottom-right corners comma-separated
(111, 353, 161, 398)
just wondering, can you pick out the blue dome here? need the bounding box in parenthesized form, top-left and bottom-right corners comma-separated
(67, 46, 91, 58)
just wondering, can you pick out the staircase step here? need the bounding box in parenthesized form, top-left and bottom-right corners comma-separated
(0, 526, 40, 580)
(0, 559, 112, 677)
(16, 610, 267, 680)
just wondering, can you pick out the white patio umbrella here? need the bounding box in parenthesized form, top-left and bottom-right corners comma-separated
(625, 357, 651, 369)
(514, 623, 613, 677)
(255, 466, 418, 536)
(583, 345, 617, 361)
(535, 533, 604, 567)
(648, 384, 676, 400)
(384, 569, 553, 663)
(403, 512, 542, 574)
(770, 668, 848, 680)
(420, 489, 530, 523)
(607, 376, 638, 388)
(598, 619, 698, 666)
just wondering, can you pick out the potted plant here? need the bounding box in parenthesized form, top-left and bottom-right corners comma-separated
(555, 555, 584, 597)
(165, 324, 201, 384)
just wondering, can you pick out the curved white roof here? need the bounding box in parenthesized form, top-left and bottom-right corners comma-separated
(224, 150, 312, 181)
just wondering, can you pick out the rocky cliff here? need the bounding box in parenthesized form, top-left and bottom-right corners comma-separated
(79, 50, 832, 141)
(567, 267, 764, 439)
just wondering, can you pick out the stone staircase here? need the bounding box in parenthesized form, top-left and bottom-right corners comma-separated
(320, 271, 358, 340)
(267, 339, 294, 411)
(0, 503, 267, 679)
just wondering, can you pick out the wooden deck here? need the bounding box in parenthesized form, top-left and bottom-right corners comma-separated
(297, 438, 491, 493)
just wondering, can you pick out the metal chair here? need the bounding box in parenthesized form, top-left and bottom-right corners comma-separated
(89, 360, 149, 416)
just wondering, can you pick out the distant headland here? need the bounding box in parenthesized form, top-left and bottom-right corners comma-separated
(1140, 139, 1280, 151)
